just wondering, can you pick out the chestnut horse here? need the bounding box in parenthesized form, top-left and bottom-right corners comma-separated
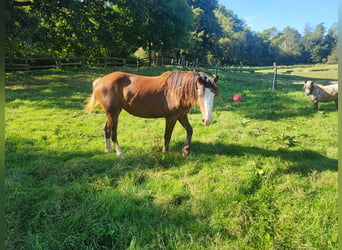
(86, 71, 219, 157)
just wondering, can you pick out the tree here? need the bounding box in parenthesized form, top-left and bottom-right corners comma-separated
(117, 0, 193, 65)
(5, 1, 337, 66)
(327, 45, 338, 64)
(5, 1, 41, 56)
(301, 23, 330, 63)
(187, 0, 221, 64)
(214, 4, 247, 64)
(244, 30, 266, 66)
(278, 27, 302, 64)
(257, 27, 280, 65)
(6, 0, 125, 57)
(323, 25, 338, 63)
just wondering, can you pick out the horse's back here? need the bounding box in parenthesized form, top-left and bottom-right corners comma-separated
(97, 71, 132, 88)
(95, 71, 133, 98)
(314, 83, 338, 102)
(98, 71, 164, 89)
(331, 84, 338, 92)
(322, 84, 338, 95)
(92, 71, 171, 117)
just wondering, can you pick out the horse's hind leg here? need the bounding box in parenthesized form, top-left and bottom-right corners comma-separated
(163, 116, 177, 154)
(178, 115, 193, 156)
(103, 117, 114, 153)
(104, 111, 123, 157)
(111, 112, 123, 157)
(335, 99, 338, 110)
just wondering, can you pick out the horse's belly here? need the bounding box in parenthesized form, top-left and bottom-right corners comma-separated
(124, 106, 165, 118)
(123, 100, 172, 118)
(122, 90, 183, 118)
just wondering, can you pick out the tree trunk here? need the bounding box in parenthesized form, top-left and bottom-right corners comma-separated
(148, 41, 152, 66)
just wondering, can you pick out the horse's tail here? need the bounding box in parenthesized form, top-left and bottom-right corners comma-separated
(85, 77, 102, 112)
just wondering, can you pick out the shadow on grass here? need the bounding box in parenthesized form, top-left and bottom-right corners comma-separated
(5, 71, 93, 110)
(5, 135, 185, 185)
(189, 141, 337, 175)
(6, 135, 336, 248)
(7, 178, 227, 248)
(6, 132, 336, 182)
(6, 139, 236, 248)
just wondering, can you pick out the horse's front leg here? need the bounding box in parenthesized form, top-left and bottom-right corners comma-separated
(163, 117, 177, 154)
(313, 100, 319, 110)
(178, 115, 193, 156)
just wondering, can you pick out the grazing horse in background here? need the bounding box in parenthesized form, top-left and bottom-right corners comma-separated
(86, 71, 219, 157)
(303, 80, 338, 110)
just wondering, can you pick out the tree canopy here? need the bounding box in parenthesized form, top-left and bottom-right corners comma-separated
(5, 0, 337, 66)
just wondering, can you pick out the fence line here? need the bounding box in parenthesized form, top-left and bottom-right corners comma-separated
(5, 56, 209, 71)
(5, 57, 140, 71)
(5, 57, 338, 80)
(5, 55, 241, 71)
(4, 56, 261, 73)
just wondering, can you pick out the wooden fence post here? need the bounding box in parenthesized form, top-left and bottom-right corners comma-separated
(25, 58, 29, 71)
(55, 58, 61, 69)
(272, 62, 277, 90)
(181, 55, 185, 66)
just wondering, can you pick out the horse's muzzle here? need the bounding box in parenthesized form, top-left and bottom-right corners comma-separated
(202, 119, 212, 126)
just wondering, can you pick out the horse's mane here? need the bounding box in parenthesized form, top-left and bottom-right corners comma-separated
(161, 71, 200, 107)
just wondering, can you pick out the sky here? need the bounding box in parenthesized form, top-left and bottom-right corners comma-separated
(218, 0, 338, 34)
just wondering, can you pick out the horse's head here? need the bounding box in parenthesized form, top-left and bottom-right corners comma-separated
(304, 80, 314, 95)
(196, 72, 219, 126)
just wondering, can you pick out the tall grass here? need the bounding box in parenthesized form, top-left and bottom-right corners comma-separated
(5, 65, 338, 249)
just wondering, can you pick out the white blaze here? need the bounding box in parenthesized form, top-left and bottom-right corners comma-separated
(203, 88, 215, 126)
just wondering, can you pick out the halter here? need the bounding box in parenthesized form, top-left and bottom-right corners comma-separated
(307, 82, 314, 95)
(206, 84, 219, 97)
(197, 73, 219, 96)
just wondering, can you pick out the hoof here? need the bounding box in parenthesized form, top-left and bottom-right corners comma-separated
(116, 152, 124, 158)
(162, 146, 168, 154)
(115, 149, 124, 158)
(182, 145, 190, 157)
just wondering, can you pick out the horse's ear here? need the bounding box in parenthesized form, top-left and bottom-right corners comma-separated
(213, 75, 218, 83)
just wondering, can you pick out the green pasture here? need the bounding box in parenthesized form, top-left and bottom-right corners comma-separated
(5, 65, 338, 249)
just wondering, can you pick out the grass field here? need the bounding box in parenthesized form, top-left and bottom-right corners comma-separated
(5, 65, 338, 249)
